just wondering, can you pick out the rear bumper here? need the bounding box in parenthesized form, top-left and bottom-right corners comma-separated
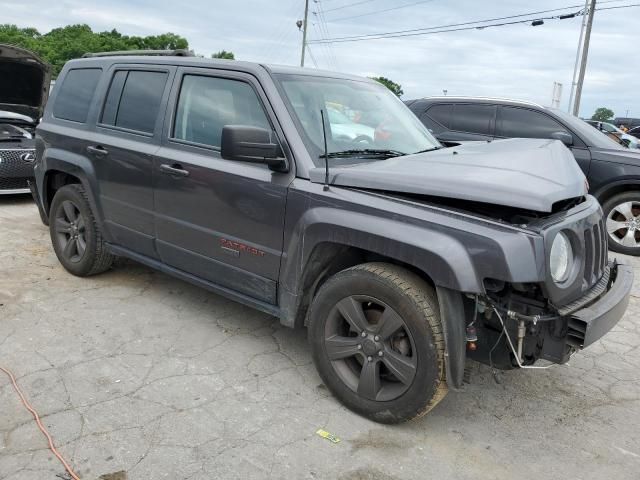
(568, 259, 633, 348)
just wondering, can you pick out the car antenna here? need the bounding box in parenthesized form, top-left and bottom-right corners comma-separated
(320, 109, 330, 191)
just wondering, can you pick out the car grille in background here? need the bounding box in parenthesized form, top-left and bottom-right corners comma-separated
(583, 217, 607, 287)
(0, 176, 30, 190)
(0, 148, 35, 191)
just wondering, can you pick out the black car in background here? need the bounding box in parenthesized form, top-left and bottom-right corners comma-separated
(406, 96, 640, 256)
(629, 126, 640, 139)
(0, 44, 50, 194)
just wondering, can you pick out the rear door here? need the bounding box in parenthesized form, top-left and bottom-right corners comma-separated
(90, 64, 175, 258)
(153, 67, 291, 304)
(496, 106, 591, 175)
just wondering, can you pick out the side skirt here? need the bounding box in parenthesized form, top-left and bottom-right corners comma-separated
(107, 243, 281, 319)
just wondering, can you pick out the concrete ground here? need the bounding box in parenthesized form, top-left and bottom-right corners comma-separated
(1, 195, 640, 480)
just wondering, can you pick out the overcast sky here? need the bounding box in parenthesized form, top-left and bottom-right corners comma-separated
(4, 0, 638, 119)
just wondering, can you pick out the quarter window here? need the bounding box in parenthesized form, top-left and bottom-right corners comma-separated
(101, 70, 168, 133)
(498, 107, 567, 139)
(53, 68, 102, 123)
(173, 75, 270, 148)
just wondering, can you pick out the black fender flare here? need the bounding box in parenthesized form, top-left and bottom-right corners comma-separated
(40, 148, 111, 241)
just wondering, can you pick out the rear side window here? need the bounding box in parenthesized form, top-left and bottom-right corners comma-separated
(53, 68, 102, 122)
(101, 70, 168, 133)
(498, 107, 567, 139)
(451, 104, 495, 135)
(173, 75, 270, 148)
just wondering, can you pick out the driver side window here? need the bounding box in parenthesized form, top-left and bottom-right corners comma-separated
(173, 75, 270, 149)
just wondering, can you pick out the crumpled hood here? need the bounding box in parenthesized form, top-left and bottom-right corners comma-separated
(0, 44, 51, 119)
(310, 138, 587, 212)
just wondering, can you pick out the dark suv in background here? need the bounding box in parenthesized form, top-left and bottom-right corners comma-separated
(406, 97, 640, 256)
(32, 54, 632, 423)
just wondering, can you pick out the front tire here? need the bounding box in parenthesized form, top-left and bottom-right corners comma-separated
(602, 192, 640, 256)
(49, 184, 114, 276)
(308, 263, 447, 424)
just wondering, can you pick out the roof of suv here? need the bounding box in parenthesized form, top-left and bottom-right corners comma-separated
(407, 96, 546, 109)
(64, 55, 371, 83)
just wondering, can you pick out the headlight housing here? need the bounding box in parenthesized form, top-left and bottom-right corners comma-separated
(550, 231, 573, 283)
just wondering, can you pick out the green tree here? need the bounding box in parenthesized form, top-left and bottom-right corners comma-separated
(369, 76, 403, 97)
(591, 107, 615, 122)
(211, 50, 235, 60)
(0, 24, 189, 77)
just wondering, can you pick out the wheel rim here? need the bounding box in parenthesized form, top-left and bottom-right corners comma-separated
(54, 200, 87, 263)
(324, 295, 417, 402)
(606, 201, 640, 248)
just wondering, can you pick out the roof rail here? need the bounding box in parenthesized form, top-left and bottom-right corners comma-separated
(82, 49, 194, 58)
(421, 95, 544, 108)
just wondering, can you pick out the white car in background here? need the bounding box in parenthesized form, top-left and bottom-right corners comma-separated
(327, 107, 375, 143)
(586, 120, 640, 149)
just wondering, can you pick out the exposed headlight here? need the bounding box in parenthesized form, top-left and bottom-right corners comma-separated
(550, 232, 573, 283)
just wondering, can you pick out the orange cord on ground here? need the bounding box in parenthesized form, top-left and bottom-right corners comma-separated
(0, 366, 81, 480)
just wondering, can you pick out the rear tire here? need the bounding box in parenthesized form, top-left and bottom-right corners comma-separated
(602, 192, 640, 256)
(49, 184, 114, 276)
(308, 263, 447, 424)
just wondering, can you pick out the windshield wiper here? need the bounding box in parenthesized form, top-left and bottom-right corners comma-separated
(321, 149, 407, 159)
(412, 146, 442, 154)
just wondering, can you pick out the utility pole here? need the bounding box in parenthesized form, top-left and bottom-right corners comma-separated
(568, 0, 589, 113)
(300, 0, 310, 67)
(573, 0, 596, 117)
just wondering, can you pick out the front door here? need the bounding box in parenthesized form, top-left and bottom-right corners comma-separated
(153, 68, 292, 304)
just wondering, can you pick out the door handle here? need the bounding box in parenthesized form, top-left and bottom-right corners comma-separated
(86, 145, 109, 156)
(159, 163, 190, 177)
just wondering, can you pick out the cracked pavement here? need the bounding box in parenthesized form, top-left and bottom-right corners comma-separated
(1, 195, 640, 480)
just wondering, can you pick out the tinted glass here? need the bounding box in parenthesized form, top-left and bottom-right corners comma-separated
(110, 71, 168, 133)
(173, 75, 270, 148)
(451, 104, 494, 134)
(498, 107, 566, 139)
(425, 104, 451, 129)
(53, 68, 102, 122)
(100, 71, 127, 125)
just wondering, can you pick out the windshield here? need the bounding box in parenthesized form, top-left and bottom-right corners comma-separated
(551, 109, 626, 150)
(274, 74, 440, 165)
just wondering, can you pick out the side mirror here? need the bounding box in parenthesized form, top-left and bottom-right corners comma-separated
(550, 131, 573, 147)
(221, 125, 287, 171)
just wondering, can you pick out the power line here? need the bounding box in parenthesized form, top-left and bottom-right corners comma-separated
(311, 2, 597, 42)
(306, 45, 320, 68)
(314, 0, 340, 68)
(329, 0, 436, 22)
(322, 0, 377, 13)
(308, 1, 637, 44)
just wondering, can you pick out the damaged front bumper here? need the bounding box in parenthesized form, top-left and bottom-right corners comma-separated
(566, 259, 633, 348)
(540, 259, 633, 363)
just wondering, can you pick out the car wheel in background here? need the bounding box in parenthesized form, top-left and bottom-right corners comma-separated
(602, 191, 640, 256)
(49, 184, 114, 276)
(308, 262, 447, 424)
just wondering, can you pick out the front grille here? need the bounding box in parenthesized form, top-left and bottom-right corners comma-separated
(0, 148, 35, 191)
(583, 217, 608, 287)
(0, 176, 30, 190)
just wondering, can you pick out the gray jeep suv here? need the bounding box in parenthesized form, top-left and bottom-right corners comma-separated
(32, 53, 633, 423)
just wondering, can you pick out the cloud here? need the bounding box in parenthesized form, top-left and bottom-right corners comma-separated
(3, 0, 638, 118)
